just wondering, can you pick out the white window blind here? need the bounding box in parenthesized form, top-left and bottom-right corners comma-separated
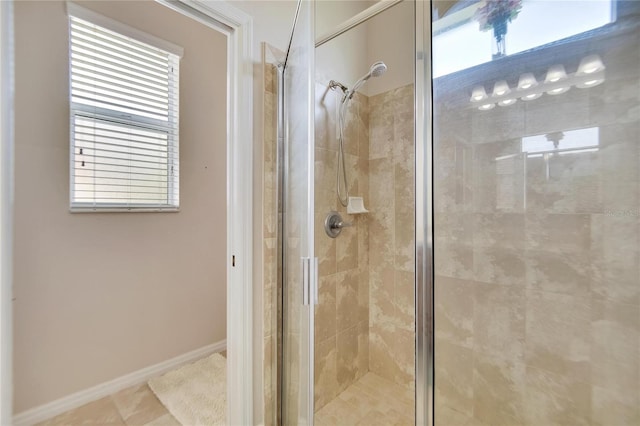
(69, 9, 180, 211)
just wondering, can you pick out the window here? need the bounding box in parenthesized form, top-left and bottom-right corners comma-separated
(433, 0, 613, 78)
(522, 127, 599, 157)
(68, 4, 182, 211)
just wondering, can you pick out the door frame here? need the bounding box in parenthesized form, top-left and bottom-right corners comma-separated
(166, 2, 255, 424)
(0, 1, 14, 424)
(0, 1, 255, 424)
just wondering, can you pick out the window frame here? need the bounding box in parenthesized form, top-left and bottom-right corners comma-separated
(67, 2, 183, 212)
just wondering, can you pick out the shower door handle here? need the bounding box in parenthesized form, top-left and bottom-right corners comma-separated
(301, 257, 319, 306)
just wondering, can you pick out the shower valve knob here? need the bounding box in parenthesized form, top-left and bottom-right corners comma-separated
(336, 220, 352, 228)
(324, 211, 352, 238)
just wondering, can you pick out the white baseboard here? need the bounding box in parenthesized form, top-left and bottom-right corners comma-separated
(13, 340, 226, 426)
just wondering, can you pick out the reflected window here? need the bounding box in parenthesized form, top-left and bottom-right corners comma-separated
(522, 127, 600, 157)
(433, 0, 613, 78)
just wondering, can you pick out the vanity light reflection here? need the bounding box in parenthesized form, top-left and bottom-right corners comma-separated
(472, 54, 605, 110)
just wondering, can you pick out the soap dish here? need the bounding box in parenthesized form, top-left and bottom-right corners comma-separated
(347, 196, 369, 214)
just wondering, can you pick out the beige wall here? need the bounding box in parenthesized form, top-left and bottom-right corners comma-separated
(13, 0, 227, 413)
(316, 1, 370, 89)
(365, 0, 414, 97)
(315, 1, 414, 98)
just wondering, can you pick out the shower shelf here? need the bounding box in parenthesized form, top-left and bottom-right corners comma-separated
(347, 196, 369, 214)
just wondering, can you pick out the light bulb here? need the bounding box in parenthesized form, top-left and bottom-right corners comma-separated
(498, 98, 517, 106)
(470, 86, 488, 102)
(547, 86, 570, 95)
(577, 55, 605, 75)
(478, 103, 495, 111)
(545, 65, 567, 83)
(521, 92, 542, 101)
(492, 80, 511, 97)
(517, 73, 538, 90)
(576, 78, 604, 89)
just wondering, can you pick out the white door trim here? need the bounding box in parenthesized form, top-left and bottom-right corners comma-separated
(158, 1, 255, 425)
(0, 1, 14, 424)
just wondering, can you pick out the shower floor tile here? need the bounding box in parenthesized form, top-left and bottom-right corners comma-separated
(315, 373, 415, 426)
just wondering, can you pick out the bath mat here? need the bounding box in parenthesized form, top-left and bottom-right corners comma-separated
(148, 352, 226, 426)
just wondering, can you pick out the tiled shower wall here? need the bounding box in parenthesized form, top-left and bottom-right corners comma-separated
(433, 16, 640, 426)
(367, 85, 415, 392)
(314, 83, 371, 410)
(268, 70, 417, 419)
(263, 57, 278, 426)
(313, 81, 416, 411)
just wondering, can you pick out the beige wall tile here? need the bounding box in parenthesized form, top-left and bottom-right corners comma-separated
(525, 290, 591, 382)
(315, 336, 339, 411)
(369, 102, 394, 160)
(473, 247, 526, 286)
(590, 299, 640, 403)
(336, 218, 359, 272)
(473, 283, 525, 362)
(358, 267, 370, 325)
(355, 94, 370, 160)
(435, 212, 474, 245)
(316, 211, 338, 278)
(435, 242, 474, 280)
(337, 327, 360, 392)
(525, 153, 601, 214)
(434, 276, 474, 348)
(394, 270, 415, 332)
(474, 213, 525, 249)
(370, 268, 396, 326)
(336, 269, 360, 332)
(394, 163, 415, 272)
(369, 322, 414, 390)
(357, 321, 369, 380)
(525, 213, 591, 254)
(315, 274, 337, 343)
(524, 250, 591, 297)
(591, 385, 640, 426)
(524, 366, 591, 426)
(590, 214, 640, 305)
(434, 339, 474, 417)
(264, 336, 275, 426)
(473, 353, 525, 425)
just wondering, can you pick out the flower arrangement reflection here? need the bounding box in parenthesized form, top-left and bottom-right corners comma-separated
(475, 0, 523, 59)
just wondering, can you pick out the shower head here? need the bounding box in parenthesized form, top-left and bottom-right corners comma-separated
(344, 61, 388, 101)
(368, 61, 388, 78)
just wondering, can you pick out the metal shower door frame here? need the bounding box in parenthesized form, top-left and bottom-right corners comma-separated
(277, 1, 436, 425)
(415, 1, 435, 426)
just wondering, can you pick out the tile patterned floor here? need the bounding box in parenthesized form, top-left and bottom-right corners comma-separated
(36, 384, 178, 426)
(36, 351, 226, 426)
(314, 373, 415, 426)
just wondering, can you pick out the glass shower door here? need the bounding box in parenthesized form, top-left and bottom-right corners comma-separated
(432, 1, 640, 424)
(281, 0, 316, 424)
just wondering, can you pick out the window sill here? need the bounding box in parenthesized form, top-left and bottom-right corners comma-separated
(69, 206, 180, 213)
